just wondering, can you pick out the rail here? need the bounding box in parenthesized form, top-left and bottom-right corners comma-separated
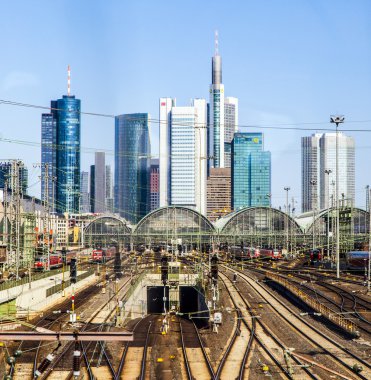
(265, 272, 359, 336)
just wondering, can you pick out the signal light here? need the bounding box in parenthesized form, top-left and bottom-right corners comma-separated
(70, 258, 77, 284)
(161, 255, 169, 285)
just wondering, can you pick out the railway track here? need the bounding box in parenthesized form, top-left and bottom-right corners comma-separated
(179, 317, 215, 380)
(223, 265, 371, 379)
(32, 275, 132, 379)
(281, 273, 371, 335)
(218, 270, 311, 379)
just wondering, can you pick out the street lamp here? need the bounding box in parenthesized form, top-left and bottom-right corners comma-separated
(284, 187, 290, 253)
(330, 114, 345, 279)
(324, 169, 332, 261)
(310, 179, 317, 250)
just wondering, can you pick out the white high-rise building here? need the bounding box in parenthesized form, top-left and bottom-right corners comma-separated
(224, 96, 239, 167)
(94, 151, 106, 213)
(159, 98, 207, 215)
(301, 132, 355, 212)
(159, 97, 175, 207)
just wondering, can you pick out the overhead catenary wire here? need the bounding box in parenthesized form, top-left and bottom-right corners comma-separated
(1, 98, 371, 131)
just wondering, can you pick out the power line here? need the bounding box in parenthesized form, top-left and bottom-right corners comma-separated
(1, 98, 371, 131)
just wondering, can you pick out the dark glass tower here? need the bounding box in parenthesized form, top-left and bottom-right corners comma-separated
(41, 112, 57, 209)
(55, 95, 81, 213)
(0, 162, 28, 195)
(41, 95, 81, 213)
(115, 113, 150, 224)
(232, 132, 271, 210)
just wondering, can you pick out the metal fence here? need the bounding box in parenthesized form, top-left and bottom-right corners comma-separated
(46, 269, 95, 298)
(0, 269, 63, 292)
(265, 272, 359, 336)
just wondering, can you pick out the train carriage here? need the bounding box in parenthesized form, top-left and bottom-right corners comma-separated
(346, 251, 370, 270)
(259, 248, 282, 260)
(34, 254, 63, 271)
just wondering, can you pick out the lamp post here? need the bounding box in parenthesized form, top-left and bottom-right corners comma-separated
(325, 169, 332, 261)
(284, 187, 290, 253)
(330, 115, 345, 279)
(310, 179, 317, 250)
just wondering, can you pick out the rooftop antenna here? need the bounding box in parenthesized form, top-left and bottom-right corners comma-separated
(215, 30, 219, 56)
(67, 65, 71, 96)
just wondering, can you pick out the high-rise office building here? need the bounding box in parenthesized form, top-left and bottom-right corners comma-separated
(159, 98, 207, 214)
(90, 165, 95, 213)
(41, 67, 81, 214)
(41, 113, 57, 208)
(93, 152, 106, 213)
(0, 162, 28, 195)
(209, 31, 225, 168)
(105, 165, 114, 213)
(159, 97, 175, 207)
(80, 171, 90, 213)
(150, 159, 160, 211)
(301, 132, 355, 212)
(207, 168, 231, 221)
(115, 113, 151, 224)
(224, 97, 239, 168)
(301, 134, 321, 212)
(232, 132, 271, 210)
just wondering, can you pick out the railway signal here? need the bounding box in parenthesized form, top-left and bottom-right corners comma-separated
(161, 255, 169, 285)
(114, 251, 122, 279)
(70, 258, 77, 284)
(210, 254, 218, 286)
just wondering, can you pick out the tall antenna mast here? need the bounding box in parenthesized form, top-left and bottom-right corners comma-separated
(67, 65, 71, 96)
(215, 30, 219, 56)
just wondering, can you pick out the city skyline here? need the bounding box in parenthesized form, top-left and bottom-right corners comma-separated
(1, 1, 371, 209)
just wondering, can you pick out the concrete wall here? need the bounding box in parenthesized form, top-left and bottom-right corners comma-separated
(0, 271, 96, 317)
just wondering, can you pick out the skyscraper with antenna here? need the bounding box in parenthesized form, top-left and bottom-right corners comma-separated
(41, 66, 81, 213)
(209, 30, 225, 168)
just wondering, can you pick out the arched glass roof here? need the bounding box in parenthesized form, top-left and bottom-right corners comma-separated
(134, 206, 215, 238)
(84, 216, 131, 246)
(218, 206, 303, 235)
(305, 207, 369, 235)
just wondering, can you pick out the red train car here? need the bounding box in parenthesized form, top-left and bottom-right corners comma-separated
(259, 248, 282, 260)
(346, 251, 370, 270)
(92, 246, 117, 263)
(309, 249, 322, 263)
(34, 254, 63, 271)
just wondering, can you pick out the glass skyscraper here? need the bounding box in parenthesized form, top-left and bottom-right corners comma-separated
(55, 96, 81, 213)
(0, 162, 28, 195)
(115, 113, 151, 224)
(41, 95, 81, 214)
(41, 112, 57, 208)
(232, 132, 271, 210)
(209, 44, 225, 168)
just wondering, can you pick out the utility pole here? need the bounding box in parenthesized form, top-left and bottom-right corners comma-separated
(368, 187, 371, 293)
(35, 163, 51, 270)
(284, 187, 290, 253)
(325, 169, 332, 261)
(3, 179, 8, 267)
(310, 179, 317, 250)
(9, 160, 22, 279)
(366, 185, 370, 212)
(330, 115, 345, 279)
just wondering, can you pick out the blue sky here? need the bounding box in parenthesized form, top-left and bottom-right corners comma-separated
(0, 0, 370, 209)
